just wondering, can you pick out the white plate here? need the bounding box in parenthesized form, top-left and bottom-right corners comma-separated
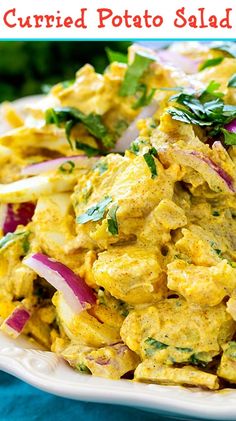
(1, 95, 236, 420)
(0, 332, 236, 420)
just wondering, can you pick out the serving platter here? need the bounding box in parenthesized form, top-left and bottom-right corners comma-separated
(0, 331, 236, 420)
(1, 94, 236, 420)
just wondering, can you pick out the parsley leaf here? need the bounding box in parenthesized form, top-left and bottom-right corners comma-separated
(77, 196, 112, 224)
(76, 363, 91, 374)
(0, 231, 30, 254)
(107, 204, 119, 235)
(105, 47, 128, 64)
(143, 147, 158, 179)
(221, 128, 236, 145)
(132, 84, 156, 110)
(45, 107, 114, 149)
(144, 337, 168, 356)
(199, 57, 224, 71)
(119, 52, 155, 97)
(75, 141, 101, 157)
(168, 81, 236, 136)
(228, 73, 236, 88)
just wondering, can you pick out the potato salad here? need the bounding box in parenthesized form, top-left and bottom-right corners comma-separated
(1, 42, 236, 390)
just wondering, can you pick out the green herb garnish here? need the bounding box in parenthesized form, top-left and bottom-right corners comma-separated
(119, 52, 155, 97)
(59, 160, 75, 174)
(228, 73, 236, 88)
(143, 147, 158, 179)
(77, 196, 112, 224)
(132, 84, 156, 110)
(212, 210, 220, 216)
(76, 363, 91, 374)
(199, 57, 224, 71)
(225, 342, 236, 360)
(189, 353, 211, 368)
(45, 107, 114, 149)
(221, 128, 236, 146)
(105, 47, 128, 64)
(75, 141, 100, 157)
(107, 204, 119, 235)
(168, 81, 236, 136)
(0, 231, 30, 254)
(144, 337, 168, 356)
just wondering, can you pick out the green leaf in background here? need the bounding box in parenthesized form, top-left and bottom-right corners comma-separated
(119, 52, 155, 97)
(0, 41, 130, 102)
(228, 73, 236, 88)
(105, 47, 128, 64)
(199, 57, 224, 71)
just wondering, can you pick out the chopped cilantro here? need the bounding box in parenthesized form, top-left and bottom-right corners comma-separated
(225, 342, 236, 360)
(221, 129, 236, 146)
(168, 81, 236, 136)
(0, 231, 30, 254)
(75, 141, 100, 157)
(59, 160, 75, 174)
(144, 337, 168, 356)
(119, 52, 155, 97)
(143, 147, 158, 179)
(105, 47, 128, 64)
(76, 363, 91, 374)
(45, 107, 114, 149)
(212, 210, 220, 216)
(132, 84, 156, 110)
(77, 196, 112, 224)
(228, 73, 236, 88)
(189, 353, 211, 368)
(107, 204, 119, 235)
(199, 57, 224, 71)
(81, 181, 93, 203)
(175, 346, 193, 353)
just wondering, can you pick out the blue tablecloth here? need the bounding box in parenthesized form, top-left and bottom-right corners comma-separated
(0, 371, 183, 421)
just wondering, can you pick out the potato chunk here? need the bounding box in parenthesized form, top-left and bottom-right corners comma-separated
(93, 246, 167, 305)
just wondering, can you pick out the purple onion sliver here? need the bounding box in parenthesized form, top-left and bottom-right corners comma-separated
(190, 151, 235, 192)
(21, 155, 98, 176)
(3, 203, 35, 235)
(225, 119, 236, 134)
(33, 253, 96, 305)
(6, 308, 30, 333)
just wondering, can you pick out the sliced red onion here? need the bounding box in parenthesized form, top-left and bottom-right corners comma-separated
(24, 253, 96, 314)
(1, 305, 31, 338)
(225, 119, 236, 134)
(21, 155, 99, 176)
(157, 50, 199, 74)
(113, 102, 158, 153)
(2, 203, 35, 235)
(173, 149, 235, 193)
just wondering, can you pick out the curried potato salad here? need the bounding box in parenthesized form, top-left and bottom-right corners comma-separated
(1, 42, 236, 390)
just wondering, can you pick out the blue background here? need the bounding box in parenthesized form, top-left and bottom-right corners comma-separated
(0, 371, 185, 421)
